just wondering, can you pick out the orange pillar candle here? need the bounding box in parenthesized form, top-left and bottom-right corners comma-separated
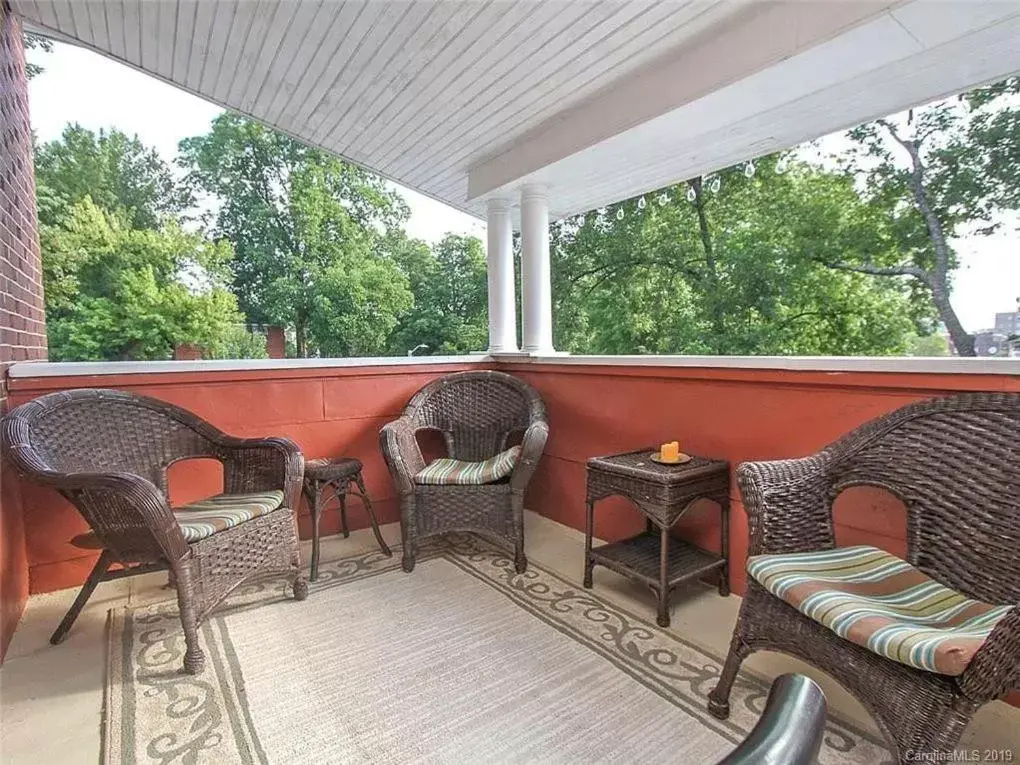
(660, 441, 680, 461)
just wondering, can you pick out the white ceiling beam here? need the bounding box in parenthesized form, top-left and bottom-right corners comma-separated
(465, 1, 896, 203)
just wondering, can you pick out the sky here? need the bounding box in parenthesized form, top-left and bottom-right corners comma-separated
(26, 40, 1017, 334)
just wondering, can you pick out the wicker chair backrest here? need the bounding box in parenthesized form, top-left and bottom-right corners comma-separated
(821, 392, 1019, 605)
(404, 371, 546, 462)
(3, 389, 222, 497)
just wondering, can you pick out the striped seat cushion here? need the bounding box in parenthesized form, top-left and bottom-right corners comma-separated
(747, 545, 1009, 676)
(174, 490, 285, 543)
(414, 446, 521, 486)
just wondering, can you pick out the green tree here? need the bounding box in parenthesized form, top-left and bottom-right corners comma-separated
(207, 325, 270, 360)
(827, 76, 1020, 356)
(904, 332, 950, 357)
(41, 197, 242, 361)
(551, 155, 923, 355)
(23, 32, 51, 79)
(35, 124, 192, 229)
(388, 233, 488, 355)
(179, 114, 412, 357)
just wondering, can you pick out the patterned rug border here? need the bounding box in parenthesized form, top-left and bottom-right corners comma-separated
(104, 534, 892, 764)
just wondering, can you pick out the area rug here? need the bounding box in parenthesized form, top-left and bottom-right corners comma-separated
(104, 534, 891, 764)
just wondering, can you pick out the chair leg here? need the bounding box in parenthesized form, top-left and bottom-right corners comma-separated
(50, 550, 114, 645)
(708, 628, 752, 719)
(881, 695, 976, 764)
(309, 483, 323, 582)
(512, 493, 527, 574)
(172, 563, 205, 675)
(355, 474, 392, 557)
(514, 540, 528, 574)
(338, 490, 350, 539)
(400, 496, 416, 573)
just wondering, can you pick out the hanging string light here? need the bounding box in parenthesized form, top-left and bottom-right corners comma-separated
(577, 214, 585, 226)
(594, 157, 771, 222)
(775, 156, 789, 174)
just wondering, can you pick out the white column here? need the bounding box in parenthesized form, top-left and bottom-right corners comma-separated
(519, 184, 554, 354)
(486, 198, 518, 353)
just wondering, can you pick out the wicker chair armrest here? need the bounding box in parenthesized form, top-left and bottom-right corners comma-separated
(218, 436, 304, 511)
(29, 469, 189, 561)
(379, 417, 425, 495)
(510, 420, 549, 492)
(738, 454, 836, 556)
(958, 605, 1020, 702)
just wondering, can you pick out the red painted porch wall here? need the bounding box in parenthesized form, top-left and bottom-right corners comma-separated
(6, 362, 476, 594)
(501, 363, 1020, 597)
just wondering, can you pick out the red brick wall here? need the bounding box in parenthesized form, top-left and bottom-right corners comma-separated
(266, 326, 286, 359)
(1, 1, 46, 661)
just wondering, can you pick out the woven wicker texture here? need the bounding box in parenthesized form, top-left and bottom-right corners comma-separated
(380, 371, 548, 573)
(1, 388, 307, 673)
(708, 392, 1020, 763)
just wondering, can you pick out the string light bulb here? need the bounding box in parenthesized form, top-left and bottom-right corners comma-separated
(744, 161, 756, 178)
(686, 185, 697, 202)
(577, 214, 585, 226)
(658, 193, 669, 206)
(637, 195, 647, 210)
(775, 156, 789, 174)
(709, 177, 721, 194)
(616, 207, 624, 220)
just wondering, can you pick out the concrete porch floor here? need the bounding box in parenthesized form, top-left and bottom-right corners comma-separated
(2, 511, 1018, 763)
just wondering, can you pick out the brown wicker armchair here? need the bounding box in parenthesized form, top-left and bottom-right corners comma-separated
(379, 370, 548, 574)
(1, 389, 307, 674)
(708, 392, 1020, 763)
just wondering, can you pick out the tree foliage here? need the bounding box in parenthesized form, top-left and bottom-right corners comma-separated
(35, 125, 192, 229)
(388, 233, 488, 355)
(179, 113, 413, 356)
(41, 198, 242, 361)
(23, 32, 51, 79)
(30, 74, 1016, 362)
(552, 155, 922, 356)
(830, 77, 1020, 355)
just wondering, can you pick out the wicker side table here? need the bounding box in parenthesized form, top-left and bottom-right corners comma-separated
(303, 457, 392, 580)
(584, 449, 730, 627)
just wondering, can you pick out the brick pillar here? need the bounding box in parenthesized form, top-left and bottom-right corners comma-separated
(266, 325, 286, 359)
(1, 2, 46, 385)
(173, 342, 203, 360)
(0, 1, 45, 661)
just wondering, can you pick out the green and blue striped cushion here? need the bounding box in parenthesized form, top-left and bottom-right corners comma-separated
(747, 545, 1009, 676)
(174, 490, 285, 542)
(414, 446, 521, 486)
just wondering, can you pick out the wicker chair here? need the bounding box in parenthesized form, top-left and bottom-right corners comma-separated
(379, 370, 548, 574)
(708, 392, 1020, 762)
(1, 389, 307, 674)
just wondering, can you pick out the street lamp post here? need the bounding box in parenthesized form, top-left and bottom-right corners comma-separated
(407, 343, 429, 357)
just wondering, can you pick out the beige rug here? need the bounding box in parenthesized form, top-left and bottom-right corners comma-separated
(104, 534, 891, 764)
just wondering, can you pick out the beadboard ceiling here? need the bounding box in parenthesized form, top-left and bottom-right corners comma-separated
(13, 1, 1020, 222)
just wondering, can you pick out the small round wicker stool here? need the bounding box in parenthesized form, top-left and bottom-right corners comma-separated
(302, 457, 392, 580)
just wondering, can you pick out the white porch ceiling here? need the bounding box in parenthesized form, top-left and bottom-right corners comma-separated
(14, 0, 1020, 223)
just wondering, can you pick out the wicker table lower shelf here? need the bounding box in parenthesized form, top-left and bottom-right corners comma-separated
(589, 532, 725, 590)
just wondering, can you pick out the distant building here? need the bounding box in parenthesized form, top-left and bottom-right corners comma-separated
(973, 331, 1010, 357)
(994, 312, 1019, 336)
